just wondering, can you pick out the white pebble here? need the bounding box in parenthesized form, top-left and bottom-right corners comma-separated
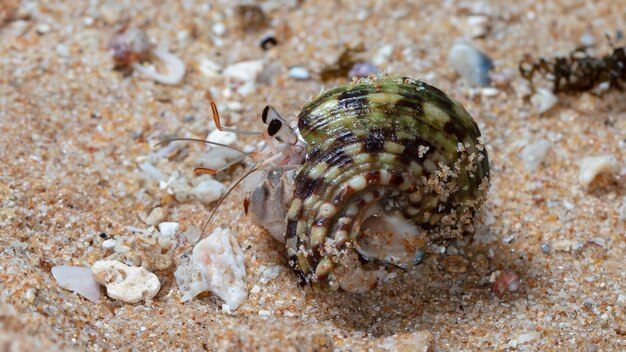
(91, 260, 161, 303)
(158, 222, 180, 237)
(466, 15, 490, 38)
(207, 129, 237, 146)
(145, 207, 166, 226)
(102, 239, 117, 250)
(481, 87, 499, 97)
(35, 23, 51, 34)
(519, 139, 552, 172)
(530, 88, 558, 114)
(51, 265, 102, 302)
(516, 332, 540, 345)
(174, 227, 247, 309)
(182, 226, 201, 244)
(288, 66, 310, 80)
(223, 60, 264, 81)
(192, 179, 226, 205)
(447, 42, 493, 86)
(579, 32, 596, 47)
(250, 285, 261, 294)
(212, 22, 226, 36)
(258, 265, 281, 285)
(579, 155, 620, 188)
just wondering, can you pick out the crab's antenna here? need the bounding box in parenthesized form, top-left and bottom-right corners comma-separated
(154, 137, 247, 154)
(193, 151, 255, 175)
(210, 100, 263, 136)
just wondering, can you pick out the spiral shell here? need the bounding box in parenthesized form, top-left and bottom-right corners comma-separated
(281, 76, 490, 292)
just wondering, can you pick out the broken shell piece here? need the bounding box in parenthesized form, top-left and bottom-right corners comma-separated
(579, 155, 620, 188)
(92, 260, 161, 303)
(107, 26, 186, 85)
(131, 49, 186, 85)
(174, 227, 247, 309)
(51, 265, 102, 302)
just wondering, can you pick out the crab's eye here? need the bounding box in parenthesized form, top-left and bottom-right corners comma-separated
(268, 119, 282, 136)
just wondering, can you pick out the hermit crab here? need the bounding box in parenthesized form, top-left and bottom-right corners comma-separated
(162, 76, 490, 293)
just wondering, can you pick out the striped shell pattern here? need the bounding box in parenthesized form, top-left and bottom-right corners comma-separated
(283, 76, 490, 292)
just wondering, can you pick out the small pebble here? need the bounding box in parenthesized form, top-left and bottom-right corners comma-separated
(145, 207, 167, 226)
(447, 42, 493, 86)
(491, 270, 520, 297)
(207, 128, 238, 145)
(182, 226, 201, 244)
(530, 88, 558, 114)
(553, 239, 574, 252)
(541, 243, 551, 253)
(519, 139, 551, 172)
(51, 265, 102, 302)
(212, 22, 226, 36)
(288, 66, 310, 80)
(92, 260, 161, 303)
(158, 222, 180, 237)
(35, 23, 51, 34)
(102, 239, 117, 250)
(466, 15, 490, 38)
(440, 255, 469, 273)
(192, 179, 226, 205)
(579, 155, 620, 188)
(223, 60, 264, 81)
(579, 32, 596, 47)
(348, 62, 378, 78)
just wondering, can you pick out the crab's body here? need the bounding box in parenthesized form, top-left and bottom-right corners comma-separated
(245, 76, 490, 292)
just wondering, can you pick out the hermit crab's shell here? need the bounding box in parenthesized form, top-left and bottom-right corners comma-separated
(281, 76, 490, 292)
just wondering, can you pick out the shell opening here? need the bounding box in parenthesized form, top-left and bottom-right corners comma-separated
(354, 200, 426, 269)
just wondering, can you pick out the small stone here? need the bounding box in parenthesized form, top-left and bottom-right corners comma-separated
(158, 222, 180, 237)
(491, 270, 520, 297)
(579, 155, 620, 188)
(519, 139, 551, 172)
(553, 239, 574, 252)
(212, 22, 226, 36)
(259, 265, 281, 284)
(145, 207, 167, 226)
(440, 255, 469, 273)
(530, 88, 558, 114)
(466, 15, 490, 38)
(99, 0, 129, 24)
(51, 265, 102, 303)
(447, 42, 493, 86)
(92, 260, 161, 303)
(579, 32, 596, 47)
(288, 66, 310, 80)
(35, 23, 51, 34)
(541, 243, 551, 253)
(384, 330, 434, 352)
(207, 129, 237, 145)
(192, 179, 226, 205)
(250, 285, 261, 294)
(223, 60, 264, 81)
(480, 87, 499, 97)
(102, 239, 117, 250)
(174, 227, 247, 309)
(348, 62, 378, 78)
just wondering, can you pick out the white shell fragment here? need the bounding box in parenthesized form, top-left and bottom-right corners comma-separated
(222, 60, 264, 81)
(131, 49, 186, 85)
(207, 129, 238, 146)
(51, 265, 102, 302)
(519, 139, 551, 172)
(174, 227, 247, 309)
(158, 221, 180, 237)
(579, 155, 620, 188)
(91, 260, 161, 303)
(530, 88, 558, 114)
